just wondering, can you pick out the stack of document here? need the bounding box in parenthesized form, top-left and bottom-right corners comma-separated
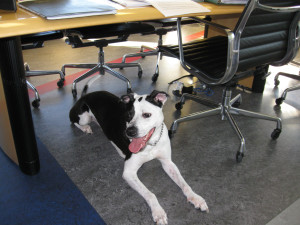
(18, 0, 118, 20)
(146, 0, 210, 17)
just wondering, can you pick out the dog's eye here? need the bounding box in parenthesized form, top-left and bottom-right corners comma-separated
(142, 113, 152, 118)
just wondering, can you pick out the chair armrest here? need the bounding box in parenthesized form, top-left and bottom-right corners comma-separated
(189, 16, 233, 35)
(257, 1, 300, 13)
(176, 17, 237, 85)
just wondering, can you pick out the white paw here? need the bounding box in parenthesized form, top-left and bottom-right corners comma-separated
(82, 125, 93, 134)
(152, 207, 168, 225)
(187, 193, 209, 212)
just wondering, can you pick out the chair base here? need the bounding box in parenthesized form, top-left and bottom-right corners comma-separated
(25, 63, 65, 108)
(274, 69, 300, 105)
(169, 88, 282, 163)
(62, 48, 141, 98)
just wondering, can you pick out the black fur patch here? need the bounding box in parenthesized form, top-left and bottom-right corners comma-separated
(121, 94, 135, 122)
(138, 97, 143, 102)
(69, 91, 135, 160)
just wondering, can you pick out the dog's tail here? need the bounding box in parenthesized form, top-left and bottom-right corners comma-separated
(81, 75, 101, 97)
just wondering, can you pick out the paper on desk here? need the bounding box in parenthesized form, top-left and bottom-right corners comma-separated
(146, 0, 210, 17)
(111, 0, 150, 8)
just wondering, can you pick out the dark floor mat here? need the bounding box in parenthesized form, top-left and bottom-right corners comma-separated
(0, 138, 106, 225)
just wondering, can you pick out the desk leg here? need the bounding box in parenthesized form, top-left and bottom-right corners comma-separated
(0, 37, 40, 175)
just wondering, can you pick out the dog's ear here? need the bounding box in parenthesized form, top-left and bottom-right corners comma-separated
(121, 93, 134, 104)
(146, 90, 168, 107)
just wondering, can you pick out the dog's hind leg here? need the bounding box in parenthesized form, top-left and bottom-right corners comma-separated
(74, 111, 93, 134)
(123, 158, 168, 225)
(159, 158, 209, 212)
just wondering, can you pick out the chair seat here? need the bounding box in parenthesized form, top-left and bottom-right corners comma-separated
(159, 35, 228, 79)
(65, 22, 155, 39)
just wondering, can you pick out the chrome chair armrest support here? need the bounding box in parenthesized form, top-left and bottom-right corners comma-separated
(256, 0, 300, 12)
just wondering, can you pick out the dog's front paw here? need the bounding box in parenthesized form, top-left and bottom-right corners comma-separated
(152, 206, 168, 225)
(187, 193, 209, 212)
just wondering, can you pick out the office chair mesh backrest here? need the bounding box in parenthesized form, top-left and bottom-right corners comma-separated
(236, 0, 299, 71)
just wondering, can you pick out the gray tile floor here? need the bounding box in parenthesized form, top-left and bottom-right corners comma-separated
(24, 25, 300, 225)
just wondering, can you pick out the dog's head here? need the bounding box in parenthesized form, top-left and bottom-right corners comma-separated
(121, 90, 168, 153)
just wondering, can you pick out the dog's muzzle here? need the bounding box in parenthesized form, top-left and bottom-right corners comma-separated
(126, 126, 137, 138)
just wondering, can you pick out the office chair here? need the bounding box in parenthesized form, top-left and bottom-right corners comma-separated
(22, 31, 65, 108)
(121, 18, 199, 82)
(159, 0, 300, 162)
(274, 61, 300, 105)
(62, 22, 155, 98)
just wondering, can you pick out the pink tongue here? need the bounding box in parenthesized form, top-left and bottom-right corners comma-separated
(129, 128, 155, 153)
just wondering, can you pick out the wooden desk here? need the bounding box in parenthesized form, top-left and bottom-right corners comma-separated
(0, 3, 244, 175)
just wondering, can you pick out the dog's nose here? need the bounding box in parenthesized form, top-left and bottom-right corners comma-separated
(126, 126, 137, 138)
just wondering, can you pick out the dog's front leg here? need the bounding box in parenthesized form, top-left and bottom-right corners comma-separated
(123, 159, 168, 225)
(159, 158, 209, 212)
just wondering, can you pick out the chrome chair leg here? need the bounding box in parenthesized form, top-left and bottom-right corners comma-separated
(170, 88, 282, 162)
(62, 63, 97, 74)
(230, 93, 242, 106)
(275, 84, 300, 105)
(67, 47, 136, 98)
(103, 65, 132, 93)
(26, 70, 65, 87)
(122, 49, 158, 63)
(72, 65, 100, 98)
(274, 68, 300, 105)
(175, 93, 219, 110)
(152, 51, 161, 82)
(224, 107, 245, 162)
(169, 107, 221, 136)
(26, 80, 40, 108)
(107, 62, 143, 78)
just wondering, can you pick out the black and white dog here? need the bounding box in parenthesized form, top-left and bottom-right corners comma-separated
(69, 90, 208, 224)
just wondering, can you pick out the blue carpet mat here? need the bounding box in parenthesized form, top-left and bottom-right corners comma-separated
(0, 139, 106, 225)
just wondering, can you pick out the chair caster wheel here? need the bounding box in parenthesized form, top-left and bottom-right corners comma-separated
(271, 128, 281, 140)
(168, 130, 175, 139)
(72, 89, 77, 98)
(32, 99, 40, 108)
(57, 79, 65, 88)
(236, 151, 244, 163)
(138, 70, 142, 78)
(274, 79, 280, 86)
(175, 102, 183, 110)
(152, 73, 158, 82)
(127, 88, 133, 94)
(275, 97, 283, 105)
